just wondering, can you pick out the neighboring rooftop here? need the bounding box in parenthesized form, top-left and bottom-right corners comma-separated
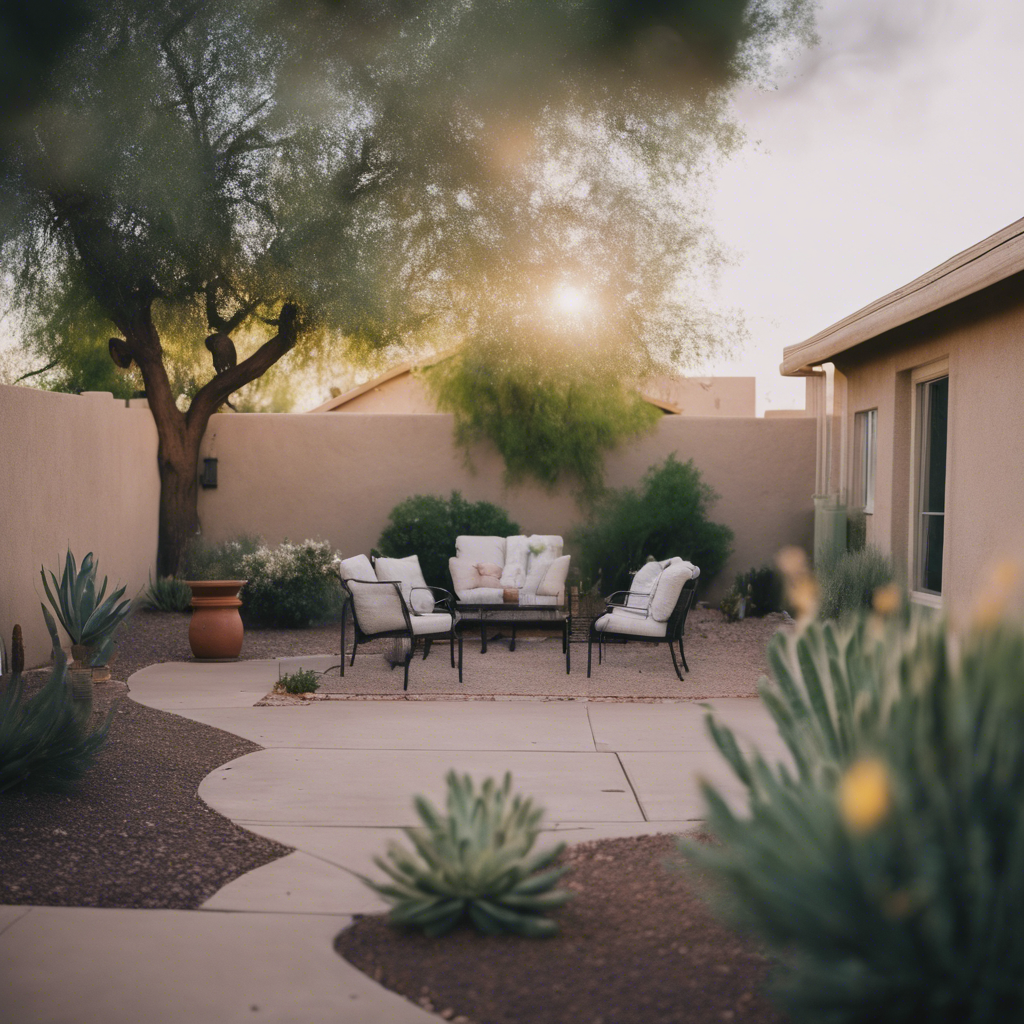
(781, 216, 1024, 376)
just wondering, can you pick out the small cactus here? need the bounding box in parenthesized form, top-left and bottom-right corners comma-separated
(11, 625, 24, 676)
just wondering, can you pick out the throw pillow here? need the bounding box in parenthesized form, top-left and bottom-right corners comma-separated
(537, 555, 571, 597)
(475, 562, 503, 588)
(500, 535, 530, 589)
(374, 555, 435, 614)
(648, 561, 694, 621)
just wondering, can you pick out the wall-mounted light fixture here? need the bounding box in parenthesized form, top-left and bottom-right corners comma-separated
(199, 457, 218, 489)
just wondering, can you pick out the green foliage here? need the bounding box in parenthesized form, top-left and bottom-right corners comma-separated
(184, 535, 343, 627)
(428, 343, 662, 498)
(684, 608, 1024, 1022)
(572, 455, 733, 594)
(376, 492, 520, 589)
(239, 540, 345, 628)
(360, 771, 571, 938)
(846, 507, 867, 553)
(40, 550, 131, 661)
(817, 546, 900, 622)
(141, 575, 193, 613)
(0, 651, 110, 793)
(277, 669, 320, 695)
(734, 566, 783, 617)
(182, 535, 261, 582)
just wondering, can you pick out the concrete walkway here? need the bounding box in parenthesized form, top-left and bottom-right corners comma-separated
(1, 658, 786, 1023)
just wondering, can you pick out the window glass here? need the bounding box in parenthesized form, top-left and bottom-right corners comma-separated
(852, 409, 877, 512)
(916, 376, 948, 595)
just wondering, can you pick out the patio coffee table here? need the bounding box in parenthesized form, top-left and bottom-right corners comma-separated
(456, 600, 571, 674)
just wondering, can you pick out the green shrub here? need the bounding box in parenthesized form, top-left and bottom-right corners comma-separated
(182, 534, 261, 581)
(240, 540, 344, 628)
(572, 455, 733, 594)
(847, 507, 867, 552)
(817, 546, 899, 621)
(684, 607, 1024, 1022)
(359, 771, 571, 937)
(0, 651, 110, 793)
(376, 491, 520, 589)
(277, 669, 320, 694)
(733, 566, 783, 617)
(141, 575, 193, 613)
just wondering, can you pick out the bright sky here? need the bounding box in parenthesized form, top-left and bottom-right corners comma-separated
(705, 0, 1024, 414)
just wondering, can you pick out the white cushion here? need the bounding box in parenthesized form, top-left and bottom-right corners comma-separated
(527, 535, 563, 561)
(630, 560, 664, 596)
(456, 536, 506, 567)
(500, 535, 530, 588)
(538, 554, 571, 598)
(456, 587, 505, 604)
(374, 555, 434, 614)
(594, 610, 668, 638)
(339, 553, 375, 582)
(523, 553, 554, 595)
(449, 557, 482, 596)
(346, 578, 407, 633)
(649, 561, 694, 622)
(409, 612, 454, 635)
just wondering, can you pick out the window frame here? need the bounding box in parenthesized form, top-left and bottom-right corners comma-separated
(909, 359, 949, 607)
(851, 407, 877, 514)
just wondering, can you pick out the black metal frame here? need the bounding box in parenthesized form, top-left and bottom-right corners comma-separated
(587, 573, 700, 680)
(338, 576, 462, 691)
(455, 601, 571, 674)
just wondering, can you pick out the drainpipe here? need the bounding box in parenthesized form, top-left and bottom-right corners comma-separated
(811, 364, 847, 567)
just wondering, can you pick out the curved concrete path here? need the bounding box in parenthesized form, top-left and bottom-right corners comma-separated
(1, 658, 785, 1023)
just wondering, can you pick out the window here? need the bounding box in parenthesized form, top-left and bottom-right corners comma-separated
(852, 409, 877, 512)
(914, 374, 948, 596)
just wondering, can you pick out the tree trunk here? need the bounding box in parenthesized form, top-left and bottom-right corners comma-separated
(156, 420, 202, 578)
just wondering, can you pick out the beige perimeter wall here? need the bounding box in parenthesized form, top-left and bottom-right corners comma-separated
(198, 413, 815, 602)
(0, 386, 160, 668)
(834, 273, 1024, 622)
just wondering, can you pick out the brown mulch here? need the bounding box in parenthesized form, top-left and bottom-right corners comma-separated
(0, 670, 290, 909)
(336, 833, 787, 1024)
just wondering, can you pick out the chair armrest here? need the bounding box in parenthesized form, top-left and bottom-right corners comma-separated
(410, 586, 455, 615)
(604, 590, 651, 616)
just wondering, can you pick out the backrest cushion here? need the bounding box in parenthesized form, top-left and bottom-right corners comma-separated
(500, 535, 530, 588)
(374, 555, 434, 613)
(648, 560, 694, 622)
(346, 578, 407, 633)
(629, 560, 664, 596)
(456, 536, 506, 567)
(537, 555, 571, 598)
(339, 553, 375, 582)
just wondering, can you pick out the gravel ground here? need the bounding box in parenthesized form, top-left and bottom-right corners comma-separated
(0, 670, 290, 908)
(337, 833, 787, 1024)
(109, 607, 787, 700)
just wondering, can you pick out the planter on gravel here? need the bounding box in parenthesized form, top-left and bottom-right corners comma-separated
(186, 581, 247, 659)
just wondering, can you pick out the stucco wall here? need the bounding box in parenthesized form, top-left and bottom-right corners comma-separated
(833, 272, 1024, 621)
(197, 413, 815, 601)
(0, 386, 160, 668)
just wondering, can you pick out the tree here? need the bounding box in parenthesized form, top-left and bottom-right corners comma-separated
(0, 0, 815, 573)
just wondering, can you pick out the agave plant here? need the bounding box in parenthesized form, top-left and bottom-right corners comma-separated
(360, 771, 571, 937)
(0, 648, 111, 792)
(40, 550, 131, 664)
(141, 575, 193, 613)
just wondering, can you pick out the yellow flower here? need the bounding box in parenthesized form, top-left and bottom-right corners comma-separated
(838, 758, 891, 833)
(872, 584, 902, 616)
(775, 546, 809, 580)
(971, 560, 1022, 631)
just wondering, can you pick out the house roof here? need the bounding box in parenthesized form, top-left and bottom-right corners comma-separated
(781, 216, 1024, 376)
(307, 357, 439, 413)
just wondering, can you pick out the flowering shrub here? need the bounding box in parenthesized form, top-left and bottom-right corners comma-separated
(240, 539, 344, 628)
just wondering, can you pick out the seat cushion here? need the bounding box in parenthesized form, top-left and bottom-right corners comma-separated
(339, 553, 375, 582)
(409, 612, 454, 636)
(649, 560, 695, 622)
(456, 536, 506, 567)
(454, 587, 504, 604)
(594, 611, 668, 638)
(374, 555, 435, 613)
(629, 560, 664, 596)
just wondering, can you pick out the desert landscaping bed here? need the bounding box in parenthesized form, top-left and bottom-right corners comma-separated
(337, 833, 786, 1024)
(0, 670, 290, 908)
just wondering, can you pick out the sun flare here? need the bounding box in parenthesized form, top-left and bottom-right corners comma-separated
(552, 284, 589, 315)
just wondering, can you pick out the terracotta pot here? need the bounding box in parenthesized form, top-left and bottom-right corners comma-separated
(68, 666, 93, 703)
(186, 581, 246, 660)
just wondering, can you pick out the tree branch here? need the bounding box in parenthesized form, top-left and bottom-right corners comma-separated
(13, 358, 61, 383)
(186, 302, 298, 430)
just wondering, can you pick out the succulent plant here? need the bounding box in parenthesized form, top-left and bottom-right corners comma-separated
(360, 771, 571, 937)
(40, 550, 131, 657)
(684, 604, 1024, 1023)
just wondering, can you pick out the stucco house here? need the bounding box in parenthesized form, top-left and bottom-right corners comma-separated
(783, 216, 1024, 618)
(308, 358, 758, 418)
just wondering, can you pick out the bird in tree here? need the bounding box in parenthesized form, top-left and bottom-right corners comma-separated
(0, 0, 815, 574)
